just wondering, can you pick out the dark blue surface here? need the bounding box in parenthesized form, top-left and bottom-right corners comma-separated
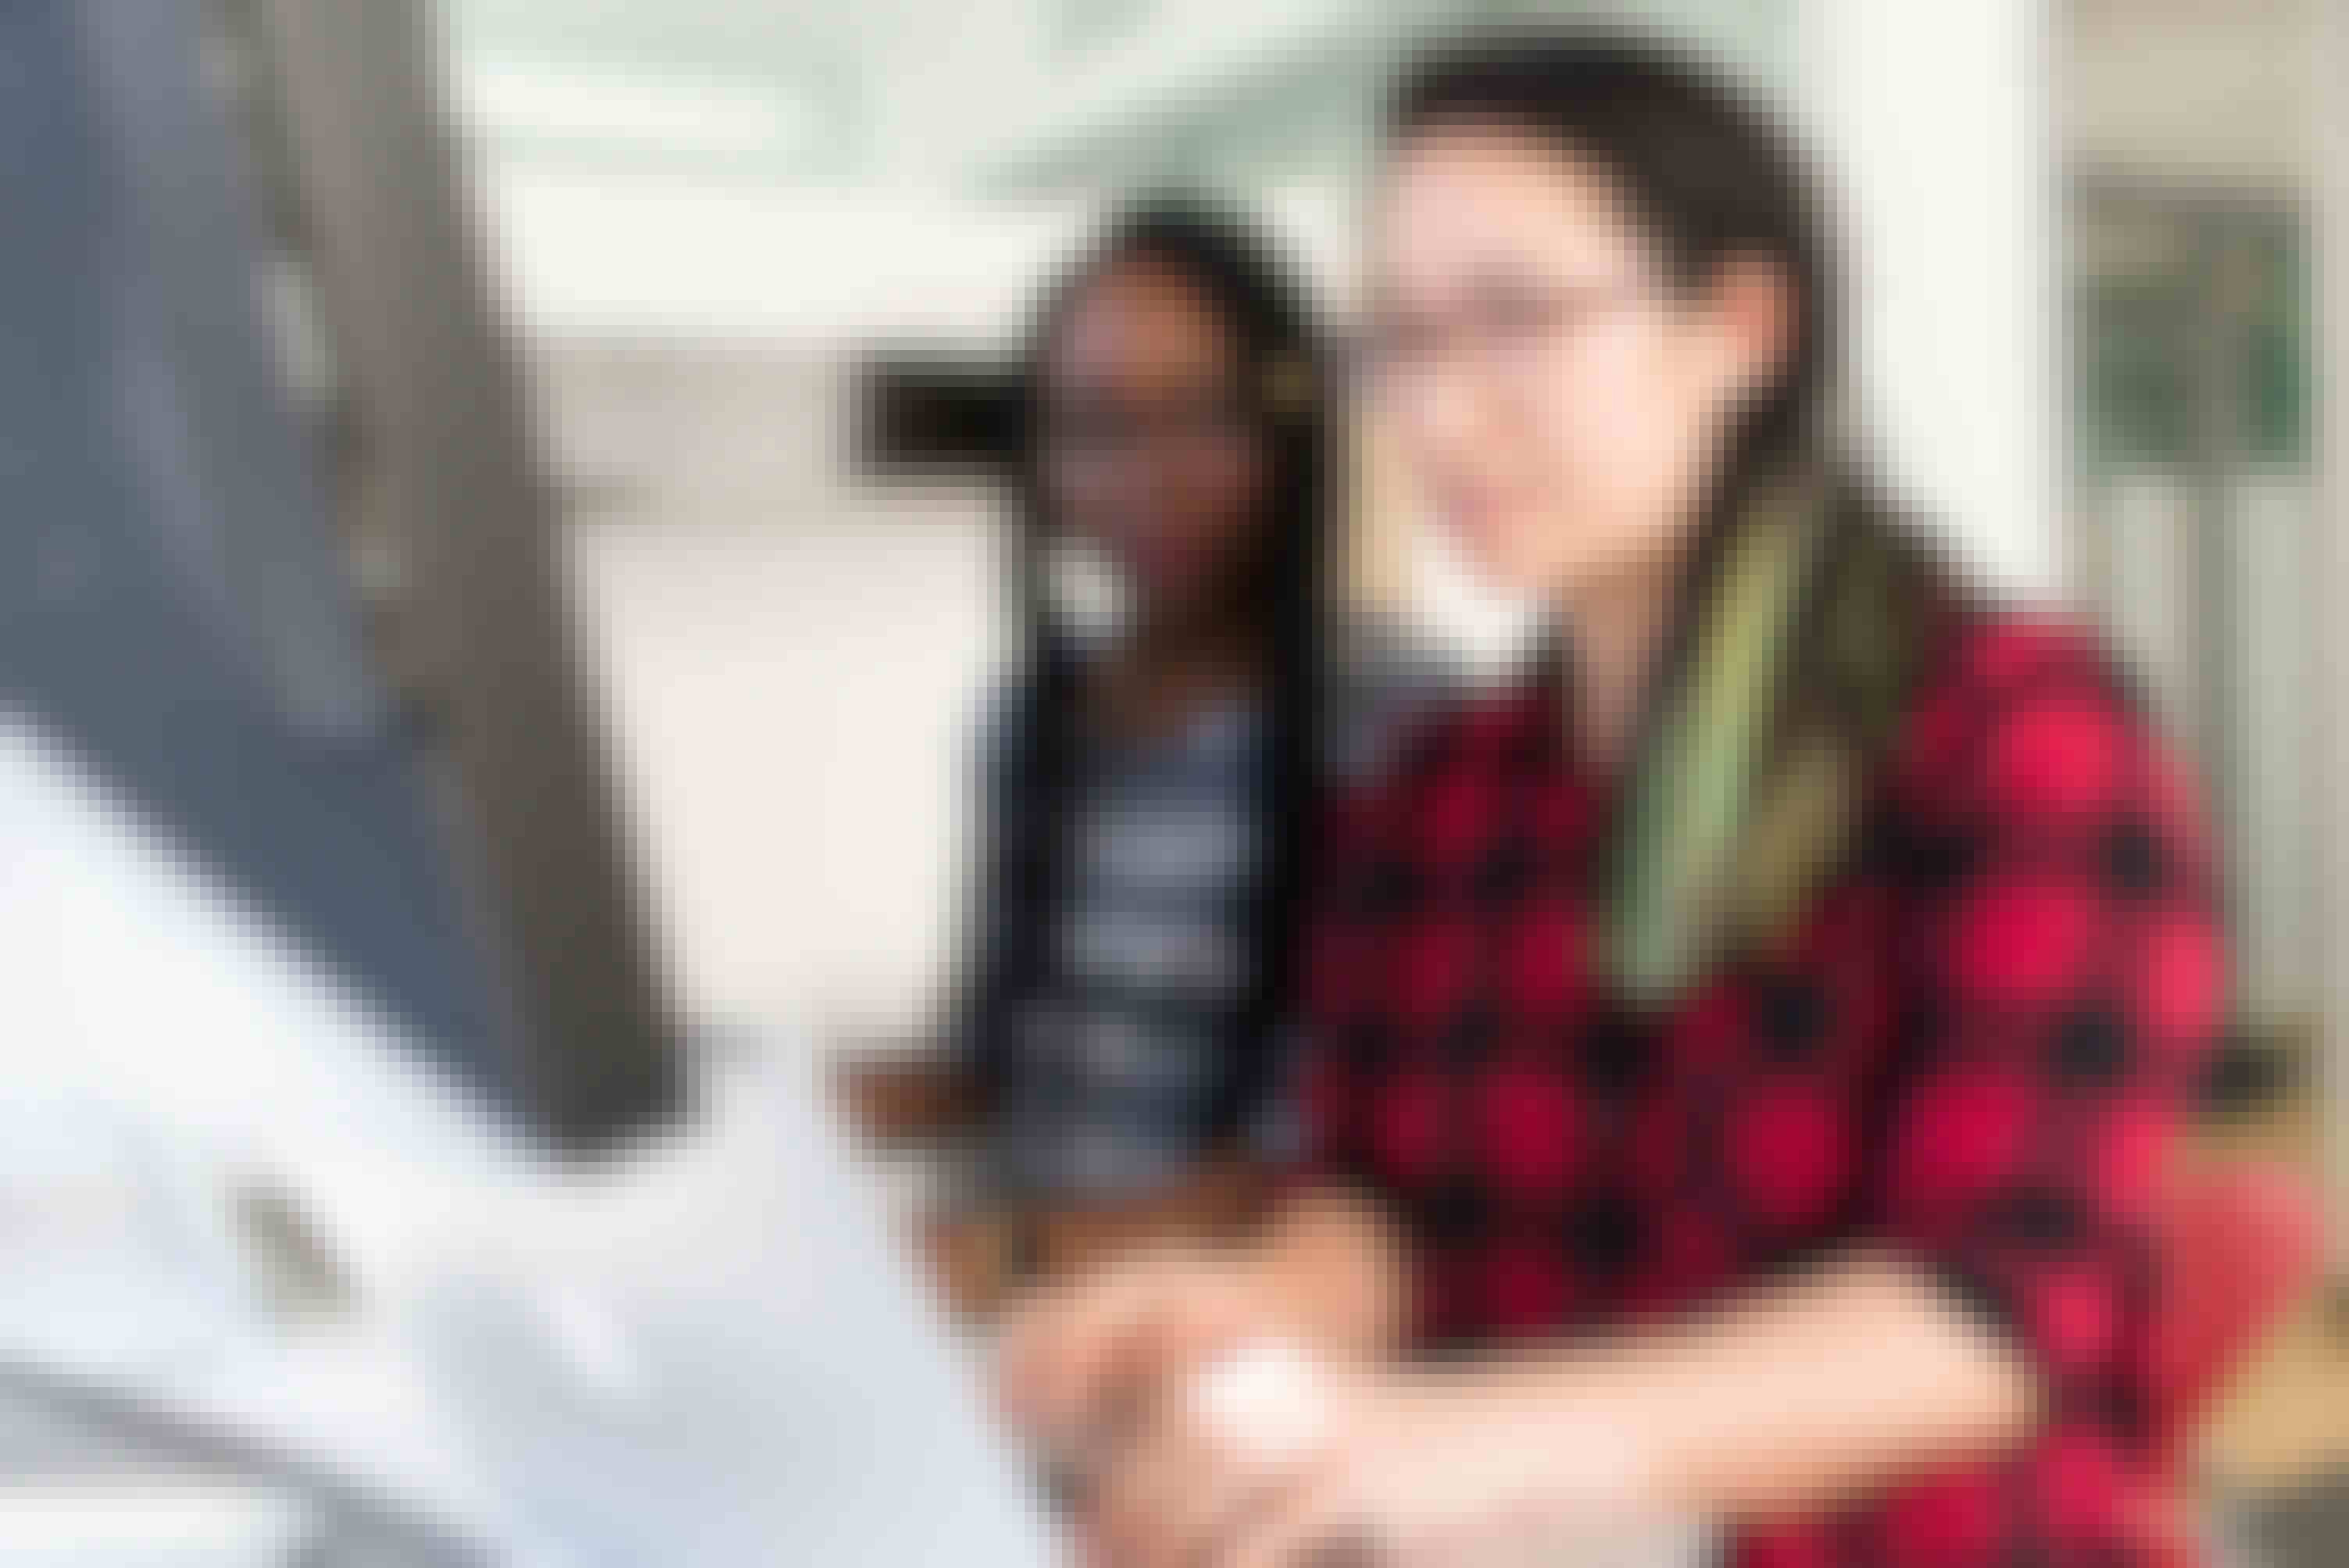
(0, 0, 512, 1099)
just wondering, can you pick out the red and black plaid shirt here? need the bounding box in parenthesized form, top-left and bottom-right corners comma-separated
(1298, 614, 2224, 1568)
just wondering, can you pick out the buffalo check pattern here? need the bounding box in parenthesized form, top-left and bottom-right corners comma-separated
(1297, 615, 2225, 1568)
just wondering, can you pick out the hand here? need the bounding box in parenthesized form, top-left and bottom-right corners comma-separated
(1082, 1347, 1631, 1568)
(920, 1209, 1014, 1322)
(834, 1055, 975, 1145)
(995, 1247, 1322, 1461)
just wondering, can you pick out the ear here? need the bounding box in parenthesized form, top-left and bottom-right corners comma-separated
(1707, 250, 1798, 403)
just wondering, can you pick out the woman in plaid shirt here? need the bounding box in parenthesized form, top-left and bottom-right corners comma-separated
(999, 30, 2226, 1568)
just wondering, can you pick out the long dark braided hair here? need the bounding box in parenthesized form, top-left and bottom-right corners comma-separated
(967, 194, 1335, 1146)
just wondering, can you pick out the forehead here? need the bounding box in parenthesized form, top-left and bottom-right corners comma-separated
(1048, 255, 1239, 394)
(1372, 121, 1646, 293)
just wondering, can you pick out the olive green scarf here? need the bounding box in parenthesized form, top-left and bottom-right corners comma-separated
(1593, 466, 1958, 1006)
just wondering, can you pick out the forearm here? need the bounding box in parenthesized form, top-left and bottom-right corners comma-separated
(935, 1161, 1269, 1322)
(1454, 1247, 2041, 1522)
(1031, 1159, 1267, 1278)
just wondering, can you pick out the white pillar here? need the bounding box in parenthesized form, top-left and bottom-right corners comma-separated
(1794, 0, 2066, 600)
(2312, 0, 2349, 1278)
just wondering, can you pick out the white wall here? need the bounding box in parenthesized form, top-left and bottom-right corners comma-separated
(1795, 0, 2064, 598)
(538, 347, 1004, 1045)
(2312, 0, 2349, 1263)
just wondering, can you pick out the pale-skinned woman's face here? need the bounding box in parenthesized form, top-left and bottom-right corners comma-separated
(1367, 123, 1788, 600)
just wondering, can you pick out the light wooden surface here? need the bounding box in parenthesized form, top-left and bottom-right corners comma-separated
(2190, 1097, 2349, 1491)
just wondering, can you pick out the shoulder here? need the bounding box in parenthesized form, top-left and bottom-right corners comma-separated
(1319, 667, 1549, 851)
(1874, 610, 2226, 1064)
(968, 672, 1031, 772)
(1884, 608, 2215, 874)
(1319, 609, 1479, 791)
(1306, 677, 1545, 911)
(965, 661, 1064, 814)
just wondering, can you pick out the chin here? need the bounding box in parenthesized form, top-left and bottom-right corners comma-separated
(1475, 540, 1560, 599)
(1431, 517, 1536, 596)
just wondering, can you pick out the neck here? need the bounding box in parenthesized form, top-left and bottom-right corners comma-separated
(1558, 549, 1685, 775)
(1100, 604, 1267, 739)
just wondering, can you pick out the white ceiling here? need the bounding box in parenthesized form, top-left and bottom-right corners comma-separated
(436, 0, 2317, 342)
(436, 0, 1409, 192)
(429, 0, 1497, 339)
(440, 0, 2317, 199)
(437, 0, 1793, 194)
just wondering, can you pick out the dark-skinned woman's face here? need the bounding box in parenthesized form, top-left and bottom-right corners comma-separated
(1038, 256, 1273, 633)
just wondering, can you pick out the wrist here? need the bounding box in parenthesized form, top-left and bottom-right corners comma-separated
(1246, 1230, 1388, 1363)
(1442, 1362, 1679, 1520)
(1250, 1190, 1410, 1361)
